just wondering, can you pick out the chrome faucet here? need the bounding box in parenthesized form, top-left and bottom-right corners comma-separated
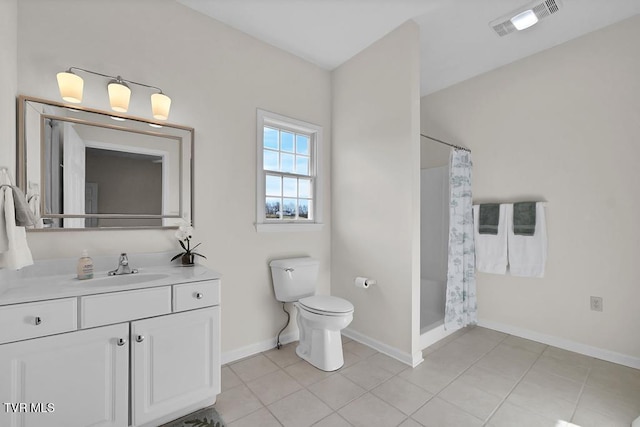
(108, 253, 138, 276)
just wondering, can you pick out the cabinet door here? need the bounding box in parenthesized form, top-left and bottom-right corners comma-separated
(0, 323, 129, 427)
(131, 307, 220, 426)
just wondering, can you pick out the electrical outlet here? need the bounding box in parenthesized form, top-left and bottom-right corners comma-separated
(590, 296, 603, 312)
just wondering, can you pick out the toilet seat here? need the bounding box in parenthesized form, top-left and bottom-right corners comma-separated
(298, 295, 354, 316)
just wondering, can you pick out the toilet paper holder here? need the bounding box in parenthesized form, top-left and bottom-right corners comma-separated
(355, 276, 376, 289)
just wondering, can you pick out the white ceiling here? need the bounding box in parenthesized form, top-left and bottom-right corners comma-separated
(178, 0, 640, 96)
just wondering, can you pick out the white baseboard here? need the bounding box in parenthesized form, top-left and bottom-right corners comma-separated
(478, 319, 640, 370)
(221, 331, 299, 365)
(419, 324, 460, 350)
(342, 328, 423, 368)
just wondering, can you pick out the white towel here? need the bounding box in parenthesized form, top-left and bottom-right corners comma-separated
(0, 170, 34, 270)
(27, 193, 44, 229)
(473, 204, 508, 274)
(507, 202, 547, 278)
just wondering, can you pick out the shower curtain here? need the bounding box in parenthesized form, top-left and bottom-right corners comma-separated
(444, 149, 477, 330)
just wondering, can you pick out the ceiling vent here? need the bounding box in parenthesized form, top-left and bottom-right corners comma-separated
(489, 0, 561, 37)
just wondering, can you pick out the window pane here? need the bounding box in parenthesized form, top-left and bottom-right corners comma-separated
(281, 132, 294, 152)
(281, 153, 294, 173)
(265, 175, 281, 196)
(283, 177, 297, 197)
(264, 150, 279, 171)
(299, 179, 311, 198)
(298, 199, 309, 219)
(265, 197, 281, 219)
(282, 198, 296, 219)
(264, 127, 278, 150)
(296, 156, 309, 175)
(296, 135, 309, 155)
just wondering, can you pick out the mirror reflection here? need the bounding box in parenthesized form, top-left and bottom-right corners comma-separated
(18, 96, 193, 229)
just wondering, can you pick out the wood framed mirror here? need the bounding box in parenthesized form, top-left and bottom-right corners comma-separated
(17, 96, 193, 230)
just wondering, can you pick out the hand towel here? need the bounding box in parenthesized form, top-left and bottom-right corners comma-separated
(0, 188, 7, 253)
(0, 185, 36, 227)
(507, 202, 547, 278)
(513, 202, 536, 236)
(0, 171, 34, 270)
(474, 204, 508, 274)
(478, 203, 500, 234)
(27, 193, 44, 229)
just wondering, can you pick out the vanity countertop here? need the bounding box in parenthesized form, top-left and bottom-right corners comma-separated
(0, 252, 221, 306)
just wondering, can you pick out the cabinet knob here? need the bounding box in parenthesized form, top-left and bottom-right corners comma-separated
(136, 335, 145, 343)
(117, 338, 127, 346)
(195, 293, 203, 300)
(34, 316, 42, 326)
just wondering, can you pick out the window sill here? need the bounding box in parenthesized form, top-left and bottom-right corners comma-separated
(255, 222, 324, 233)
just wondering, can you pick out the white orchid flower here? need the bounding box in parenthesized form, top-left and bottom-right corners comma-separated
(175, 224, 193, 241)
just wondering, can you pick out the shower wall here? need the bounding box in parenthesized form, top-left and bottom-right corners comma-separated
(420, 165, 449, 331)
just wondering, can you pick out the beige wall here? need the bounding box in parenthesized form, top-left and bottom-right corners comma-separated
(332, 22, 422, 364)
(15, 0, 332, 356)
(420, 138, 450, 169)
(422, 15, 640, 362)
(0, 0, 17, 181)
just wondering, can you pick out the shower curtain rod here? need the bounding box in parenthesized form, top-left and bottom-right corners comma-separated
(420, 134, 471, 153)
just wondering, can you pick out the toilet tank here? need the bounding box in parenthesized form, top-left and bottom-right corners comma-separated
(269, 257, 319, 302)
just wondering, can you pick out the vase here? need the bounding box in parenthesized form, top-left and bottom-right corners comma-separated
(181, 254, 194, 266)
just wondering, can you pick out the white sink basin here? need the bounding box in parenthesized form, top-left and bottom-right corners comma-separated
(90, 273, 170, 286)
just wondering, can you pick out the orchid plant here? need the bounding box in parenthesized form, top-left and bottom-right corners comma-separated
(171, 223, 206, 264)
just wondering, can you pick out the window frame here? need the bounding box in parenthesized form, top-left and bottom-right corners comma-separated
(256, 109, 324, 232)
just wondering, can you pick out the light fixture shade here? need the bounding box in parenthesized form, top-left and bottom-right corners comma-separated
(151, 93, 171, 120)
(108, 79, 131, 112)
(56, 71, 84, 103)
(511, 9, 539, 31)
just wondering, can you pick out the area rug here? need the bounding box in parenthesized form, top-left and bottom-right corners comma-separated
(161, 406, 225, 427)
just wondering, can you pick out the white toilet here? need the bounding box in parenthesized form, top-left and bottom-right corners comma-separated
(270, 257, 354, 371)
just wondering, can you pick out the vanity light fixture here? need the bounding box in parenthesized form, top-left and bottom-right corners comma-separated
(107, 76, 131, 112)
(56, 67, 172, 120)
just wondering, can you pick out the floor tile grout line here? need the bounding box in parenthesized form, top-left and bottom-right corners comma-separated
(568, 363, 592, 424)
(233, 344, 386, 426)
(221, 331, 640, 427)
(481, 343, 549, 426)
(224, 356, 292, 424)
(399, 331, 509, 423)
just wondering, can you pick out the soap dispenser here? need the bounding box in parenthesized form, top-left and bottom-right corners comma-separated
(77, 249, 94, 280)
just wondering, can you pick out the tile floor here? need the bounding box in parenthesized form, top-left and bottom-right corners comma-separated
(214, 326, 640, 426)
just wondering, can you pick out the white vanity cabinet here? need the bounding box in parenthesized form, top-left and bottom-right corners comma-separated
(0, 276, 221, 427)
(0, 323, 129, 427)
(131, 307, 219, 426)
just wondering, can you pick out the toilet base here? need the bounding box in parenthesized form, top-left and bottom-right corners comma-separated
(294, 302, 353, 372)
(296, 329, 345, 372)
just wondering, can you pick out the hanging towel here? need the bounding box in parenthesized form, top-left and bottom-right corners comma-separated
(478, 203, 500, 234)
(0, 185, 36, 227)
(27, 193, 44, 229)
(473, 204, 508, 274)
(513, 202, 536, 236)
(0, 170, 34, 270)
(507, 202, 547, 278)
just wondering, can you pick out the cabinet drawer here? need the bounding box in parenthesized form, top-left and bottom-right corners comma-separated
(173, 280, 220, 312)
(0, 298, 77, 344)
(80, 287, 171, 328)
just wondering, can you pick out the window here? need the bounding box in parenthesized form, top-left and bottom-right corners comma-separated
(256, 109, 323, 231)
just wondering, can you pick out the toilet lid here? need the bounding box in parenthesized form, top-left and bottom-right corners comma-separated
(298, 295, 354, 314)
